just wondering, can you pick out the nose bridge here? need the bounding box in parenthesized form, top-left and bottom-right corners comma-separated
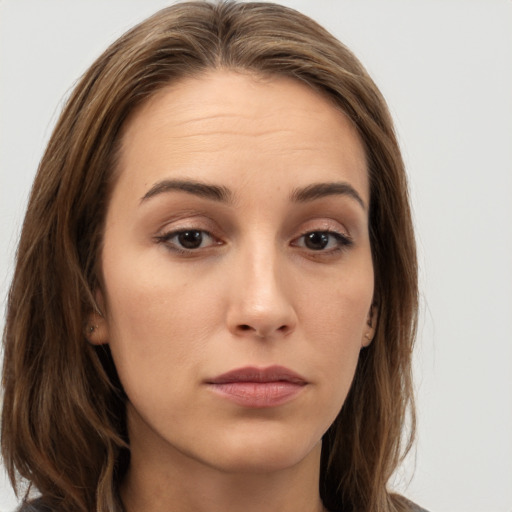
(226, 235, 296, 338)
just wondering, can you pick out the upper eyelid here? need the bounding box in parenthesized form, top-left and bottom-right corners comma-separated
(157, 227, 215, 241)
(298, 226, 348, 237)
(155, 217, 220, 236)
(152, 213, 352, 241)
(295, 221, 352, 242)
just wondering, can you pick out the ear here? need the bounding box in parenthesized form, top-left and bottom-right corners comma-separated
(362, 304, 377, 348)
(85, 312, 109, 345)
(85, 290, 109, 346)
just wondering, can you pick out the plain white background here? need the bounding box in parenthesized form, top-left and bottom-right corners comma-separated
(1, 1, 511, 511)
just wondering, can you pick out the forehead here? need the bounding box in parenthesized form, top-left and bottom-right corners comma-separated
(116, 70, 368, 202)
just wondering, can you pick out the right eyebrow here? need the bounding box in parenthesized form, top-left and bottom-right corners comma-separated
(140, 179, 233, 204)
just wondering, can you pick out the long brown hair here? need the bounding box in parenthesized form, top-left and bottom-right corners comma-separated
(2, 2, 418, 511)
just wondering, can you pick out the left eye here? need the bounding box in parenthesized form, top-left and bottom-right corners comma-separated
(158, 229, 216, 251)
(293, 231, 352, 251)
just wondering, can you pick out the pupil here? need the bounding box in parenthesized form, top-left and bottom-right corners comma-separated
(305, 232, 329, 250)
(178, 231, 202, 249)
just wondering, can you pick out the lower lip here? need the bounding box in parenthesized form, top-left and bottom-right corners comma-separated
(207, 381, 306, 408)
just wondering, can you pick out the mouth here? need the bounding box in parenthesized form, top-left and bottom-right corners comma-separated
(205, 365, 308, 408)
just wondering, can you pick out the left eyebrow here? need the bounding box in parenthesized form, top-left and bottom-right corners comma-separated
(290, 182, 366, 210)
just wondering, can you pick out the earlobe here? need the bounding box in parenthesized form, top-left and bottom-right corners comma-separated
(85, 290, 109, 345)
(362, 330, 374, 348)
(85, 311, 109, 345)
(362, 304, 377, 348)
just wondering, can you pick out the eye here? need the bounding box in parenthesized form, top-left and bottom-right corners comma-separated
(293, 230, 352, 252)
(156, 229, 218, 252)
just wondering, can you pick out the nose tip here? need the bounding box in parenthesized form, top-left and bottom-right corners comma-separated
(226, 261, 297, 340)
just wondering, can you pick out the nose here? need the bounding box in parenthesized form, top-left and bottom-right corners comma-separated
(226, 246, 297, 340)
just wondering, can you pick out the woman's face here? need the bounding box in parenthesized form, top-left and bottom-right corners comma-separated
(96, 71, 375, 474)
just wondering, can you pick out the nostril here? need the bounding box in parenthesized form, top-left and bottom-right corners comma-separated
(234, 323, 292, 337)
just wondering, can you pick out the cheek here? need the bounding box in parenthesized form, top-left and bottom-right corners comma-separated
(298, 263, 373, 396)
(101, 252, 225, 387)
(301, 263, 373, 341)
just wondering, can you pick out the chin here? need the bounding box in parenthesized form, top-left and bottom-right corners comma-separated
(200, 429, 322, 475)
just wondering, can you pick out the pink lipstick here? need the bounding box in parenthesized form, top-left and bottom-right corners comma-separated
(206, 366, 307, 408)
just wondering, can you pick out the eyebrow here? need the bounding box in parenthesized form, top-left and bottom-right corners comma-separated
(140, 178, 365, 210)
(140, 179, 232, 204)
(291, 182, 366, 210)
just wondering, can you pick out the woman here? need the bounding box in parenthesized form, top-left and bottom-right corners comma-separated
(1, 2, 423, 512)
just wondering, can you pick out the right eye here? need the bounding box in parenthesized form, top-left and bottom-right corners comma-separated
(156, 229, 218, 252)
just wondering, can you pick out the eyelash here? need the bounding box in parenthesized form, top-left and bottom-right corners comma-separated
(154, 229, 220, 255)
(293, 230, 353, 254)
(155, 228, 353, 256)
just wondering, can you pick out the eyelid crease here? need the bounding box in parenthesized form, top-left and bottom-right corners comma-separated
(152, 209, 216, 228)
(152, 210, 228, 239)
(295, 216, 352, 238)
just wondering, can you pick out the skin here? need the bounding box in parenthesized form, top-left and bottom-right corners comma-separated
(89, 70, 375, 512)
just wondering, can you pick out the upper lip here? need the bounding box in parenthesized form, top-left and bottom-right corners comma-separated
(207, 365, 307, 384)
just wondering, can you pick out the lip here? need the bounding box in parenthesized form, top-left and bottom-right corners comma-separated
(206, 365, 308, 408)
